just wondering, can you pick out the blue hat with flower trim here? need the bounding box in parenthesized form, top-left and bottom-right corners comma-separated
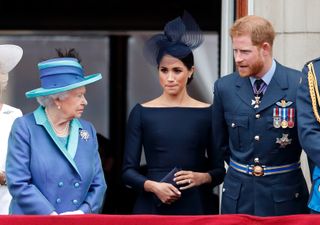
(25, 57, 102, 98)
(143, 11, 204, 65)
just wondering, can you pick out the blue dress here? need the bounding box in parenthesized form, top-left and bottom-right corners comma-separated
(122, 104, 225, 215)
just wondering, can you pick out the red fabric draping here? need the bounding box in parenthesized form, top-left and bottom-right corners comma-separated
(0, 214, 319, 225)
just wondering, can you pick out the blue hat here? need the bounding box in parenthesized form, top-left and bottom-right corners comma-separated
(143, 11, 204, 65)
(25, 57, 102, 98)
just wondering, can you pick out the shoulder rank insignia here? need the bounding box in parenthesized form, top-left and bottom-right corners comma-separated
(251, 96, 261, 109)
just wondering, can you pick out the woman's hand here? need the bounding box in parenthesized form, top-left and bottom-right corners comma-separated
(144, 180, 181, 205)
(173, 170, 212, 190)
(60, 210, 84, 215)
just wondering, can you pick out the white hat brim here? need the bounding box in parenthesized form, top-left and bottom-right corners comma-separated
(0, 44, 23, 76)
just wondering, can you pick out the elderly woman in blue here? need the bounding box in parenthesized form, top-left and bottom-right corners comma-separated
(5, 49, 107, 215)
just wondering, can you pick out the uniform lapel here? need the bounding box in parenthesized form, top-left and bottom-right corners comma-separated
(33, 106, 81, 176)
(257, 63, 288, 112)
(235, 75, 255, 107)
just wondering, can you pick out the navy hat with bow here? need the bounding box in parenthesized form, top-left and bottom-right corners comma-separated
(143, 11, 204, 65)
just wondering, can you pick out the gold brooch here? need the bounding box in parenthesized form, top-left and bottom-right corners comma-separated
(80, 130, 90, 141)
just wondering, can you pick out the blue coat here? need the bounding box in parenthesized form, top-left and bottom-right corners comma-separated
(6, 106, 107, 214)
(213, 61, 309, 216)
(297, 57, 320, 212)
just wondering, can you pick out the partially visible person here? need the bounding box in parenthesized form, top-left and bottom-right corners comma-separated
(297, 57, 320, 213)
(0, 44, 23, 214)
(97, 133, 113, 184)
(6, 48, 106, 215)
(122, 12, 225, 215)
(213, 15, 309, 216)
(96, 133, 114, 213)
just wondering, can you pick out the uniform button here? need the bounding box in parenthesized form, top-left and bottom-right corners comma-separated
(74, 182, 80, 188)
(255, 114, 260, 119)
(295, 193, 299, 198)
(72, 199, 78, 205)
(56, 198, 61, 204)
(254, 135, 260, 141)
(58, 182, 64, 187)
(231, 123, 236, 128)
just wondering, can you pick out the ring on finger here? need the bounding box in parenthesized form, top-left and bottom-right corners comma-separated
(188, 179, 191, 184)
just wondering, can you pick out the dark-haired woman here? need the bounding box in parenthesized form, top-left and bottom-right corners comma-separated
(122, 12, 225, 215)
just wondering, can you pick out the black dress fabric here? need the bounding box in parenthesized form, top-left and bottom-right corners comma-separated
(122, 104, 225, 215)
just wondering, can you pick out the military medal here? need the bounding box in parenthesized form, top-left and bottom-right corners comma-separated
(280, 107, 288, 128)
(273, 108, 281, 128)
(251, 96, 261, 109)
(252, 79, 267, 109)
(288, 108, 295, 128)
(274, 99, 294, 129)
(276, 133, 292, 148)
(281, 120, 288, 128)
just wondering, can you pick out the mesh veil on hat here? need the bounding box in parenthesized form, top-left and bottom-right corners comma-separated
(143, 11, 204, 65)
(0, 44, 23, 76)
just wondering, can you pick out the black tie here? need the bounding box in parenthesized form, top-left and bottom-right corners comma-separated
(255, 79, 263, 90)
(253, 79, 266, 98)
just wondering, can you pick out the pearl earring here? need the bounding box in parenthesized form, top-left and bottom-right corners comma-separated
(57, 105, 61, 110)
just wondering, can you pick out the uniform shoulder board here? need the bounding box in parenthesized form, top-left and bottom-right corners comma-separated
(302, 57, 320, 75)
(305, 57, 320, 67)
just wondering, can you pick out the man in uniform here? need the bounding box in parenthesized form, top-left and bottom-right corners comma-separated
(297, 57, 320, 213)
(212, 15, 309, 216)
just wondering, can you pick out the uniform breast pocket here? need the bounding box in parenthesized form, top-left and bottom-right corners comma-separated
(225, 114, 249, 150)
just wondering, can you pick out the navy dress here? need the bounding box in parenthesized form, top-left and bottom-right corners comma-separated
(122, 104, 225, 215)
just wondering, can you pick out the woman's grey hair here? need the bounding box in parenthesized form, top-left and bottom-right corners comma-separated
(0, 74, 9, 100)
(36, 91, 69, 107)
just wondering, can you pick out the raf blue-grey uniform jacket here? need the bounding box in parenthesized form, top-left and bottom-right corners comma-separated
(297, 57, 320, 212)
(6, 106, 107, 214)
(213, 61, 309, 216)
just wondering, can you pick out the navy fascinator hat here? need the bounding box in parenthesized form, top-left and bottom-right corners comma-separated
(143, 11, 204, 65)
